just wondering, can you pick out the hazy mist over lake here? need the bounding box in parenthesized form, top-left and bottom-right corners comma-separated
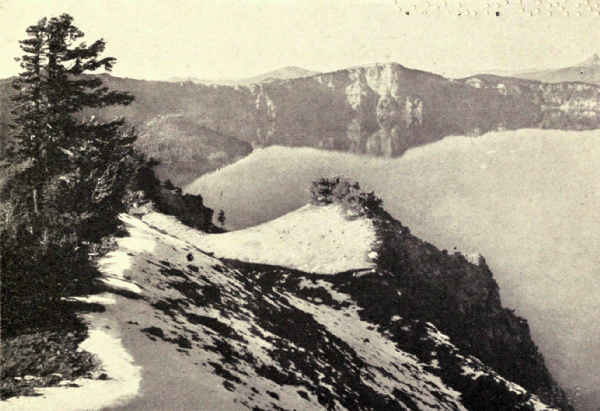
(187, 129, 600, 405)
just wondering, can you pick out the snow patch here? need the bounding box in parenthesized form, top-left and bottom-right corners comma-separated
(100, 276, 143, 295)
(66, 293, 116, 305)
(98, 250, 133, 278)
(144, 204, 377, 274)
(461, 365, 486, 380)
(2, 315, 141, 411)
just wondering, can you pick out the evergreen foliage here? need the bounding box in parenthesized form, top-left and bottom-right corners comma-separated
(9, 14, 133, 164)
(310, 176, 383, 216)
(0, 14, 139, 334)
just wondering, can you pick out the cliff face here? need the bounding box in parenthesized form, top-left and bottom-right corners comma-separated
(247, 65, 599, 156)
(460, 74, 600, 129)
(2, 63, 600, 180)
(373, 211, 570, 409)
(91, 64, 600, 168)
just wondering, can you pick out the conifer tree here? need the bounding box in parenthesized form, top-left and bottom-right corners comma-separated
(9, 13, 134, 213)
(1, 14, 141, 329)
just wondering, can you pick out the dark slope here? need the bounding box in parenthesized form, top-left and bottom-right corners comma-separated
(136, 114, 252, 186)
(369, 207, 569, 408)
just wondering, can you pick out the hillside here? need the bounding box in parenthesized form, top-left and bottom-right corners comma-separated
(3, 183, 571, 410)
(135, 114, 252, 186)
(514, 54, 600, 85)
(186, 129, 600, 411)
(145, 204, 378, 274)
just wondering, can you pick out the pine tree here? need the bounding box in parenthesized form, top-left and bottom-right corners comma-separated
(9, 13, 134, 214)
(1, 14, 140, 328)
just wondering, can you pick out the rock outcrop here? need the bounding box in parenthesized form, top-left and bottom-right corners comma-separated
(124, 164, 220, 233)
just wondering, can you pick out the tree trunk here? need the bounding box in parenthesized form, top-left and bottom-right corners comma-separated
(32, 188, 39, 215)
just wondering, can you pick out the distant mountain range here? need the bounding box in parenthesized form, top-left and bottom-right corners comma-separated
(168, 66, 319, 86)
(168, 54, 600, 87)
(490, 54, 600, 85)
(2, 59, 600, 184)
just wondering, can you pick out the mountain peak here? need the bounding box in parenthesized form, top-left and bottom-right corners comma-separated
(243, 66, 318, 84)
(271, 66, 315, 76)
(343, 61, 405, 72)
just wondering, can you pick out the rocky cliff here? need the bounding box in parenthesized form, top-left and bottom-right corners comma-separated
(91, 64, 600, 183)
(2, 62, 600, 181)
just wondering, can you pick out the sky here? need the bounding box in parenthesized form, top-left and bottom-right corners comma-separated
(0, 0, 599, 81)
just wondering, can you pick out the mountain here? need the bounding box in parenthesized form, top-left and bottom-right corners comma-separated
(3, 181, 571, 409)
(241, 66, 319, 84)
(186, 130, 600, 410)
(2, 63, 600, 183)
(168, 66, 319, 85)
(579, 53, 600, 67)
(514, 53, 600, 85)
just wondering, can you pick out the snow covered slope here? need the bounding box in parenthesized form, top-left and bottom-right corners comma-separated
(5, 203, 568, 410)
(142, 204, 378, 274)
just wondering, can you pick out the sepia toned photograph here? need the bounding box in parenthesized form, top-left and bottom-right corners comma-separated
(1, 1, 599, 410)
